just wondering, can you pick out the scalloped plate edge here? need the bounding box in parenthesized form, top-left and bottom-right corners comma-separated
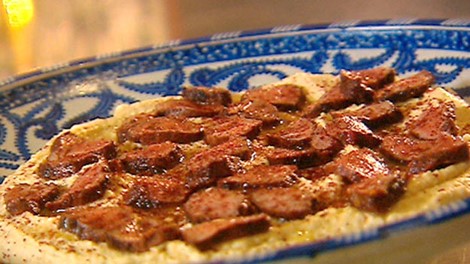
(1, 19, 470, 91)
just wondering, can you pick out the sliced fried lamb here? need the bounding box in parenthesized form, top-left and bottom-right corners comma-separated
(204, 116, 262, 146)
(228, 100, 281, 125)
(340, 67, 396, 90)
(339, 70, 375, 104)
(249, 187, 312, 219)
(326, 116, 382, 147)
(380, 134, 469, 173)
(346, 174, 405, 213)
(106, 217, 180, 252)
(117, 114, 203, 145)
(46, 163, 110, 211)
(297, 165, 331, 181)
(182, 86, 232, 106)
(302, 86, 353, 118)
(379, 134, 430, 162)
(267, 118, 314, 149)
(60, 207, 132, 245)
(380, 134, 468, 168)
(266, 147, 319, 168)
(39, 133, 116, 179)
(266, 138, 342, 168)
(409, 101, 458, 140)
(265, 122, 342, 168)
(310, 124, 344, 159)
(185, 138, 251, 190)
(375, 70, 435, 102)
(153, 99, 225, 117)
(183, 188, 252, 223)
(219, 165, 297, 190)
(59, 206, 180, 252)
(181, 214, 270, 250)
(4, 182, 59, 215)
(334, 148, 405, 212)
(125, 177, 189, 209)
(334, 101, 403, 128)
(120, 142, 183, 175)
(302, 68, 394, 118)
(407, 135, 469, 174)
(335, 148, 390, 184)
(242, 84, 306, 110)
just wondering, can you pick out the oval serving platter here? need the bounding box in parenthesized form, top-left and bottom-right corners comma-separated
(1, 19, 470, 263)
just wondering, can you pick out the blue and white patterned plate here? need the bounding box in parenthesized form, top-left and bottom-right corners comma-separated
(1, 19, 470, 263)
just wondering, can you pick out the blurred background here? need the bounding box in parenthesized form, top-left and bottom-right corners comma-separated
(0, 0, 469, 79)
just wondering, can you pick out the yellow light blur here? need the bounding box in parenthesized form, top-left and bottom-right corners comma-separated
(3, 0, 34, 29)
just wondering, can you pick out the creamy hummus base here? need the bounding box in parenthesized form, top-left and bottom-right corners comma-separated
(1, 73, 470, 264)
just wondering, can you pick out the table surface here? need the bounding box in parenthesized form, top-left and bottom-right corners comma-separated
(1, 0, 470, 79)
(0, 1, 470, 263)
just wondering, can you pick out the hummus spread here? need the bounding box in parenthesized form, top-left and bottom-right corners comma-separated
(1, 69, 469, 264)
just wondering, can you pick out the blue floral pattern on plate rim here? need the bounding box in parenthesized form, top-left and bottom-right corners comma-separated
(1, 19, 470, 263)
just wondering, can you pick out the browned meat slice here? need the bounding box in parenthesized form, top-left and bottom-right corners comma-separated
(341, 67, 396, 90)
(335, 148, 390, 183)
(228, 100, 281, 125)
(375, 70, 435, 102)
(297, 165, 331, 181)
(120, 142, 183, 175)
(409, 101, 458, 140)
(204, 116, 262, 146)
(303, 68, 391, 118)
(185, 138, 251, 190)
(302, 86, 353, 118)
(310, 125, 344, 159)
(153, 99, 225, 117)
(39, 133, 116, 179)
(335, 101, 403, 128)
(265, 123, 339, 167)
(59, 206, 180, 252)
(106, 216, 180, 252)
(4, 182, 59, 215)
(182, 86, 232, 106)
(266, 148, 319, 168)
(117, 114, 203, 145)
(302, 67, 391, 117)
(125, 177, 189, 209)
(205, 137, 253, 159)
(334, 148, 405, 212)
(408, 135, 469, 174)
(219, 165, 297, 189)
(249, 187, 312, 219)
(60, 206, 131, 246)
(326, 116, 382, 147)
(266, 124, 342, 167)
(379, 134, 430, 162)
(183, 188, 252, 223)
(267, 118, 314, 149)
(46, 163, 110, 211)
(181, 214, 270, 250)
(346, 173, 405, 212)
(242, 84, 306, 110)
(339, 70, 375, 104)
(380, 134, 469, 174)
